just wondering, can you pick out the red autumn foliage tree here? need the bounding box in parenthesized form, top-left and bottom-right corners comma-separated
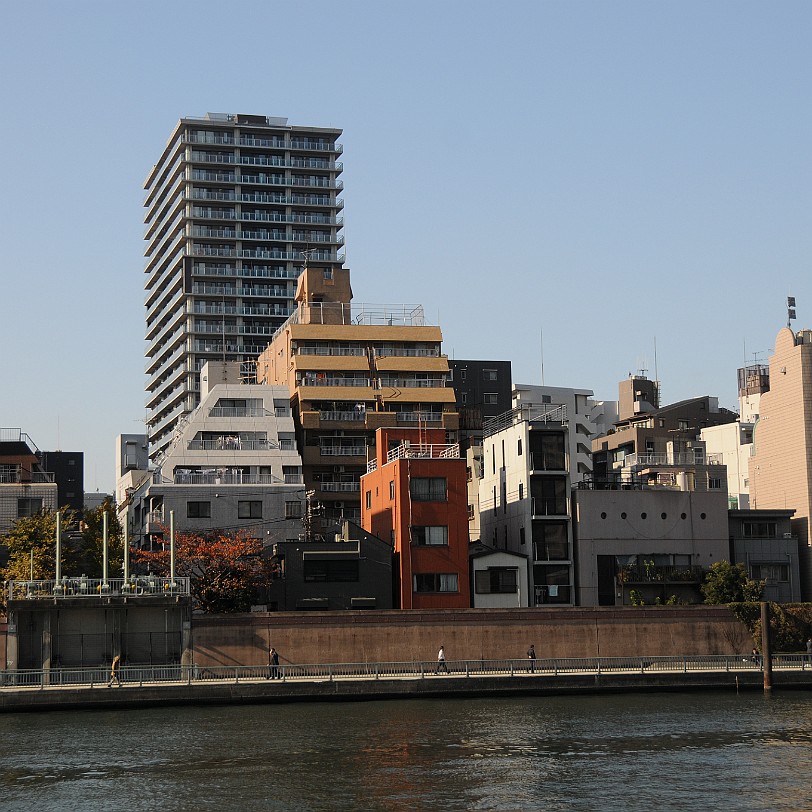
(135, 529, 269, 613)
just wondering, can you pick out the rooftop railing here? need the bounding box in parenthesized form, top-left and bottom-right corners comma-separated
(386, 442, 460, 463)
(483, 405, 568, 438)
(7, 577, 191, 601)
(274, 303, 427, 337)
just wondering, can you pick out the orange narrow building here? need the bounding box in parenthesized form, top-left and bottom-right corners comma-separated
(361, 427, 470, 609)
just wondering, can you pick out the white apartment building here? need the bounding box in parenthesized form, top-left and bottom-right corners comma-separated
(143, 113, 344, 461)
(479, 405, 575, 606)
(701, 363, 769, 509)
(513, 384, 617, 484)
(120, 362, 305, 548)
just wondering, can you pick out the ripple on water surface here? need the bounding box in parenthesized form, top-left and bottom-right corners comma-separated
(1, 691, 811, 811)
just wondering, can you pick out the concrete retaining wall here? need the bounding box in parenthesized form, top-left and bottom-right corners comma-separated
(191, 606, 751, 667)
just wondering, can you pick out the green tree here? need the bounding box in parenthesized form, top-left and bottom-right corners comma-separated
(702, 561, 764, 604)
(2, 508, 77, 584)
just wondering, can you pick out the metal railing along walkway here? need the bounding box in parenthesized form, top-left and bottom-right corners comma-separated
(3, 655, 810, 690)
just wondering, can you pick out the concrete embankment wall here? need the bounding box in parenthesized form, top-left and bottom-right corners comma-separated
(191, 607, 751, 667)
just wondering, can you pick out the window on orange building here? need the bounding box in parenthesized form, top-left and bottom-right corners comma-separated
(409, 477, 447, 501)
(411, 526, 448, 546)
(413, 573, 458, 593)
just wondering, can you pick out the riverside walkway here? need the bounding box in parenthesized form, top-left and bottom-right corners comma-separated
(2, 655, 811, 712)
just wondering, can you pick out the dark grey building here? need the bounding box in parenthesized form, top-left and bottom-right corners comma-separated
(449, 360, 512, 452)
(40, 451, 84, 515)
(729, 509, 801, 602)
(265, 522, 393, 611)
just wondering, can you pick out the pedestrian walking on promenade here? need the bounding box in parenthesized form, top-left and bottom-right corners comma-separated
(806, 638, 812, 667)
(268, 647, 281, 680)
(435, 645, 449, 675)
(107, 654, 121, 687)
(527, 644, 536, 674)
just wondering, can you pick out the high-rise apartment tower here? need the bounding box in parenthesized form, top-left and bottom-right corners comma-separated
(143, 113, 344, 461)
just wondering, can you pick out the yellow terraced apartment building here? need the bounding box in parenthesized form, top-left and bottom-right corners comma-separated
(257, 266, 458, 523)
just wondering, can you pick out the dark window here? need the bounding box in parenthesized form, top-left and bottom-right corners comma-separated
(532, 521, 568, 560)
(483, 369, 498, 381)
(530, 477, 567, 515)
(410, 477, 447, 501)
(475, 567, 517, 594)
(413, 573, 459, 593)
(187, 501, 211, 518)
(743, 521, 777, 538)
(17, 498, 43, 517)
(285, 501, 303, 518)
(751, 563, 789, 582)
(238, 500, 262, 519)
(365, 490, 372, 509)
(303, 558, 359, 582)
(529, 432, 566, 470)
(411, 526, 448, 546)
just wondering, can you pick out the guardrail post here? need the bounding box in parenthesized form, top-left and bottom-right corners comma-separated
(466, 662, 469, 678)
(554, 660, 558, 677)
(683, 657, 687, 673)
(510, 661, 514, 677)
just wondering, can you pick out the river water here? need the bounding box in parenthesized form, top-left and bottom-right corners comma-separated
(1, 691, 810, 811)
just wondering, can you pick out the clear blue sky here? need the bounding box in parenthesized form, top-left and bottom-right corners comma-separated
(1, 1, 810, 493)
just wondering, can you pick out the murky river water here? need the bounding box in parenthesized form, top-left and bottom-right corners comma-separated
(1, 690, 811, 811)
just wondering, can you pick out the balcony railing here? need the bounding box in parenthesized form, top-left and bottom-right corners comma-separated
(396, 412, 443, 423)
(319, 446, 367, 457)
(530, 497, 568, 516)
(623, 452, 724, 467)
(319, 411, 366, 421)
(296, 346, 366, 356)
(170, 472, 295, 485)
(186, 439, 274, 451)
(373, 347, 441, 358)
(320, 482, 361, 492)
(300, 378, 371, 388)
(530, 452, 566, 471)
(208, 407, 267, 417)
(377, 378, 447, 389)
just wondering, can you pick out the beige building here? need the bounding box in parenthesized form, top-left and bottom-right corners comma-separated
(751, 327, 812, 597)
(257, 266, 458, 523)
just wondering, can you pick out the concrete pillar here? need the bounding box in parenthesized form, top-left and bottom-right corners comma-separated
(42, 612, 52, 685)
(5, 609, 18, 673)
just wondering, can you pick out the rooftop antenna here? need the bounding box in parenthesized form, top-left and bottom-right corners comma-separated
(540, 327, 545, 386)
(787, 295, 796, 330)
(653, 337, 659, 407)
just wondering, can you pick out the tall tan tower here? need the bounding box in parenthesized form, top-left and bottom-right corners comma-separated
(750, 326, 812, 597)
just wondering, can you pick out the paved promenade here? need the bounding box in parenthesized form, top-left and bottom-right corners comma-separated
(2, 655, 811, 712)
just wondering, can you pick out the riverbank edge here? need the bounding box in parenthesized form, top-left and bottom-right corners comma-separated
(2, 670, 810, 713)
